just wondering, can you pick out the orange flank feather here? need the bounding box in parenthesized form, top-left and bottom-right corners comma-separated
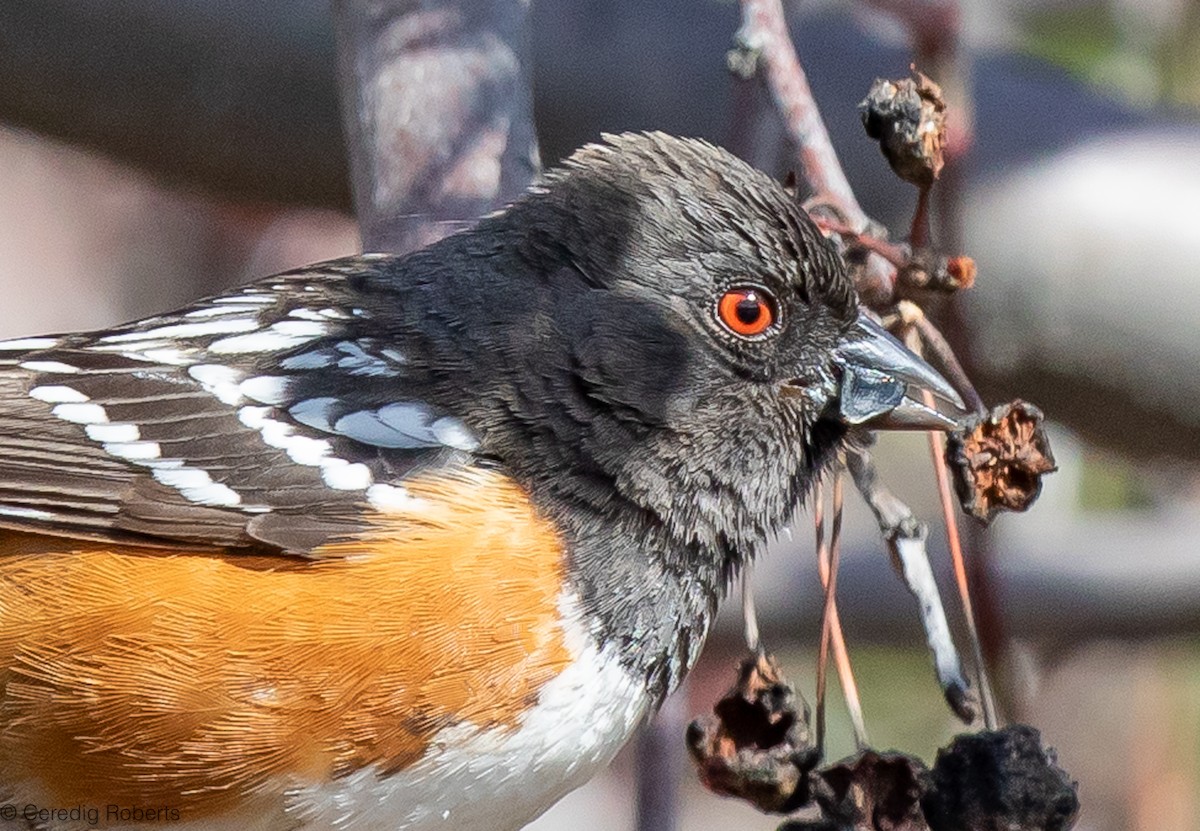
(0, 470, 571, 818)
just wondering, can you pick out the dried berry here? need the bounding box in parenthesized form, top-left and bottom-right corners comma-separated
(923, 726, 1079, 831)
(898, 251, 977, 294)
(945, 256, 976, 290)
(687, 653, 819, 813)
(946, 401, 1057, 523)
(860, 72, 947, 188)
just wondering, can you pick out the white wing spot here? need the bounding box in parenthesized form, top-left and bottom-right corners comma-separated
(0, 505, 55, 521)
(239, 376, 290, 406)
(0, 337, 58, 351)
(270, 320, 326, 337)
(86, 423, 140, 443)
(288, 307, 348, 321)
(256, 417, 329, 466)
(238, 405, 271, 430)
(137, 347, 197, 366)
(209, 326, 322, 354)
(431, 417, 480, 451)
(90, 340, 170, 355)
(50, 402, 109, 425)
(283, 434, 335, 466)
(214, 294, 274, 305)
(185, 305, 262, 318)
(366, 484, 422, 512)
(189, 364, 244, 405)
(29, 385, 88, 404)
(99, 318, 259, 343)
(321, 461, 373, 490)
(20, 360, 80, 374)
(151, 466, 242, 507)
(104, 441, 162, 461)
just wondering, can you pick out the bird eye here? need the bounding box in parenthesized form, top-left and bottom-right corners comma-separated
(717, 287, 777, 338)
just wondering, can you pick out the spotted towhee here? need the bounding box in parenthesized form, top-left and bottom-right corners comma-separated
(0, 133, 964, 830)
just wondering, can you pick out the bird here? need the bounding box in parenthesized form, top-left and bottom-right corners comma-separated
(0, 132, 965, 831)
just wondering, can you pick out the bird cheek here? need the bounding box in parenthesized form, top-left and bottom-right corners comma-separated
(779, 366, 839, 417)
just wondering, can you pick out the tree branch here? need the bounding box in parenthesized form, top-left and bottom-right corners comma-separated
(731, 0, 860, 222)
(732, 0, 903, 309)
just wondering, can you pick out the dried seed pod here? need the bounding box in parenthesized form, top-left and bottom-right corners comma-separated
(860, 72, 947, 188)
(808, 751, 932, 831)
(946, 400, 1057, 523)
(686, 652, 819, 814)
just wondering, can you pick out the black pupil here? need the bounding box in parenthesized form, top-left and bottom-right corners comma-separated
(735, 294, 763, 325)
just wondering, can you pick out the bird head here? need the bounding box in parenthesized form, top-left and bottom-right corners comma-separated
(406, 132, 967, 557)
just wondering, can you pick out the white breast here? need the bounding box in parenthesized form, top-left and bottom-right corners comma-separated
(284, 598, 652, 831)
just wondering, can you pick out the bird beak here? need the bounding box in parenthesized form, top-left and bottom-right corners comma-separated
(832, 313, 970, 431)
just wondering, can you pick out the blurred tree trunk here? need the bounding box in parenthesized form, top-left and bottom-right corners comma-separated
(332, 0, 540, 253)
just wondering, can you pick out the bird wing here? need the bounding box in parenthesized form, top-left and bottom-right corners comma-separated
(0, 257, 480, 556)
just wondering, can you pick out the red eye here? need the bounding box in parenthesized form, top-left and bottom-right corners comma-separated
(717, 287, 776, 337)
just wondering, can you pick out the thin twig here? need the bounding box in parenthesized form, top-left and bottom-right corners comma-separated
(809, 213, 911, 268)
(910, 185, 932, 249)
(845, 444, 977, 722)
(733, 0, 857, 219)
(913, 315, 984, 414)
(812, 479, 827, 751)
(896, 318, 995, 725)
(813, 482, 870, 748)
(920, 388, 999, 729)
(815, 472, 849, 752)
(893, 301, 985, 415)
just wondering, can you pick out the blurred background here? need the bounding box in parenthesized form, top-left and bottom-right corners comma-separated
(1, 1, 1198, 829)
